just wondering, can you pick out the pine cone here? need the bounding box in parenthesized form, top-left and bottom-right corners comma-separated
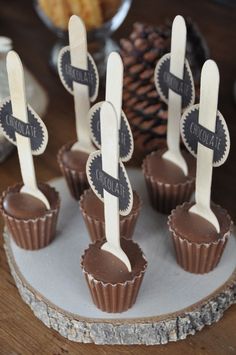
(120, 20, 208, 165)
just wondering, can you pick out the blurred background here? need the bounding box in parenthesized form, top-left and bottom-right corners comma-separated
(1, 1, 236, 354)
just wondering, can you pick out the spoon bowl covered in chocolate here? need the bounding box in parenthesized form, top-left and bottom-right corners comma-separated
(81, 238, 147, 313)
(3, 192, 47, 220)
(0, 182, 60, 250)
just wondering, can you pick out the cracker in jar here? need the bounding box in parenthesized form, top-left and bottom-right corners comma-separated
(66, 0, 82, 16)
(78, 0, 103, 29)
(39, 0, 104, 31)
(50, 0, 71, 30)
(38, 0, 70, 30)
(38, 0, 53, 19)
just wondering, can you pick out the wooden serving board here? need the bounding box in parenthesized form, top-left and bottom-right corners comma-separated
(3, 169, 236, 345)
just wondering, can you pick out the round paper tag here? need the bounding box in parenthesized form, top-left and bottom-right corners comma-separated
(0, 97, 48, 155)
(86, 151, 133, 216)
(58, 46, 99, 102)
(89, 102, 134, 162)
(154, 53, 195, 110)
(180, 104, 230, 167)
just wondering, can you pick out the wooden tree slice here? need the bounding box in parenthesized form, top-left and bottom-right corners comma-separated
(3, 169, 236, 345)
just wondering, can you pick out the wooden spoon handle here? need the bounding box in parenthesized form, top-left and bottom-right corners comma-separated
(7, 51, 37, 190)
(100, 101, 131, 271)
(69, 15, 91, 150)
(164, 15, 188, 175)
(7, 51, 50, 209)
(190, 60, 220, 232)
(105, 52, 123, 129)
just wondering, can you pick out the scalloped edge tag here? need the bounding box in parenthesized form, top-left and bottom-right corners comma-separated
(58, 46, 99, 102)
(180, 103, 230, 167)
(88, 102, 134, 162)
(0, 97, 48, 155)
(86, 150, 133, 216)
(154, 53, 195, 110)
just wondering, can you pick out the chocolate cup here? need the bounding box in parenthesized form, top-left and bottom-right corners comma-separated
(81, 238, 147, 313)
(0, 183, 60, 250)
(142, 150, 195, 214)
(57, 141, 89, 200)
(168, 202, 233, 274)
(79, 189, 142, 242)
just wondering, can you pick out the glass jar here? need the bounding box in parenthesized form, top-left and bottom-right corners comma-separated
(34, 0, 133, 77)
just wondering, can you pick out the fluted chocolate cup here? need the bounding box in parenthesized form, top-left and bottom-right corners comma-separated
(142, 149, 196, 214)
(57, 141, 89, 200)
(0, 183, 60, 250)
(79, 189, 142, 242)
(168, 202, 233, 274)
(81, 238, 147, 313)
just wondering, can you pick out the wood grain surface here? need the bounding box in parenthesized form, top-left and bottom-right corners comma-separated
(0, 0, 236, 354)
